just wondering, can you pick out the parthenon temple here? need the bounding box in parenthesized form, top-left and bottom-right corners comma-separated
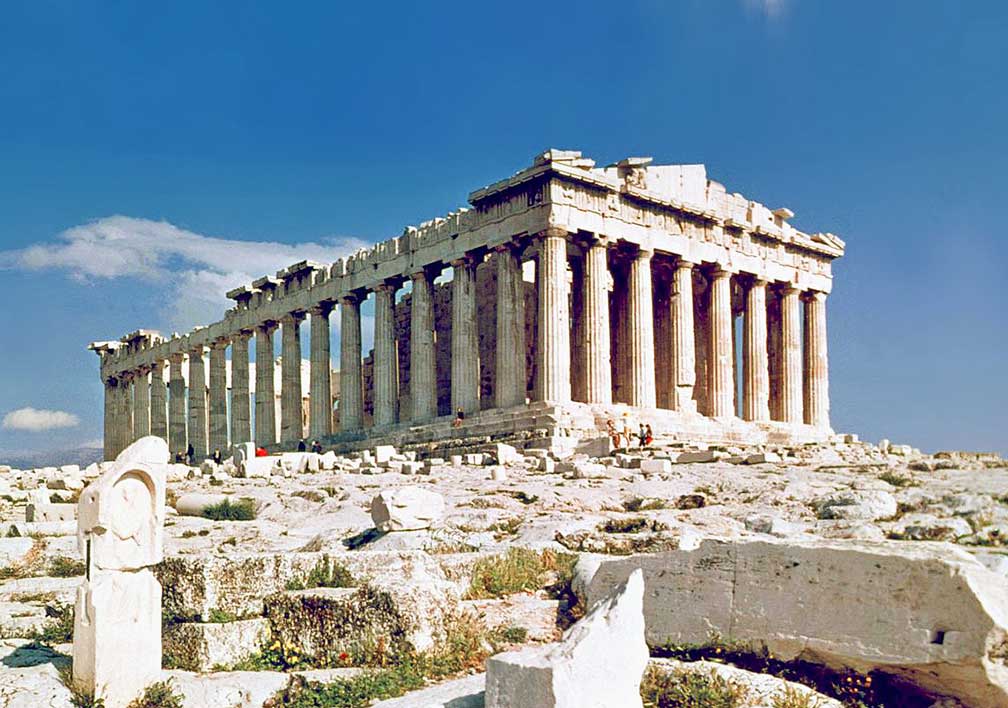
(90, 149, 845, 461)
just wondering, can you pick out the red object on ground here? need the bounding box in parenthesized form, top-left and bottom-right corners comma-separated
(255, 447, 268, 457)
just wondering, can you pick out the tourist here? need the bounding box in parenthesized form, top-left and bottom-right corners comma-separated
(311, 440, 323, 454)
(185, 443, 194, 466)
(621, 414, 634, 450)
(606, 419, 620, 450)
(297, 439, 307, 452)
(452, 407, 465, 428)
(645, 424, 654, 447)
(255, 446, 268, 457)
(212, 448, 222, 464)
(638, 423, 647, 449)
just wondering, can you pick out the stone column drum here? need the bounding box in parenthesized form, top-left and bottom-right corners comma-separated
(132, 367, 150, 442)
(670, 259, 697, 412)
(780, 285, 803, 424)
(626, 247, 657, 408)
(167, 354, 186, 456)
(743, 279, 770, 422)
(373, 282, 399, 427)
(149, 360, 168, 441)
(582, 236, 612, 405)
(255, 323, 277, 447)
(451, 256, 480, 415)
(280, 313, 304, 443)
(494, 245, 526, 409)
(803, 291, 830, 428)
(410, 270, 438, 421)
(535, 229, 572, 403)
(707, 268, 735, 418)
(187, 347, 208, 458)
(230, 332, 252, 445)
(309, 304, 333, 439)
(119, 375, 134, 455)
(339, 294, 364, 431)
(207, 340, 228, 453)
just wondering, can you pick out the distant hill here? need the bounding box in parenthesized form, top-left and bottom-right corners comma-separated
(0, 445, 104, 470)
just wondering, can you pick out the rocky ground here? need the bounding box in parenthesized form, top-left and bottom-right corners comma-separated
(0, 436, 1006, 707)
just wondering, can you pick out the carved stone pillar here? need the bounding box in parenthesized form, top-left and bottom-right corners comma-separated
(743, 278, 770, 422)
(120, 373, 134, 452)
(230, 332, 252, 445)
(255, 323, 278, 446)
(451, 255, 480, 415)
(494, 245, 526, 409)
(411, 269, 438, 421)
(626, 247, 656, 408)
(132, 367, 150, 441)
(102, 378, 116, 461)
(707, 267, 735, 418)
(168, 354, 187, 455)
(780, 285, 803, 424)
(582, 236, 612, 404)
(280, 312, 305, 444)
(767, 290, 783, 420)
(208, 340, 229, 453)
(309, 304, 333, 439)
(670, 259, 697, 412)
(149, 360, 168, 441)
(187, 347, 207, 458)
(803, 291, 830, 428)
(373, 282, 400, 427)
(339, 294, 364, 431)
(535, 229, 571, 403)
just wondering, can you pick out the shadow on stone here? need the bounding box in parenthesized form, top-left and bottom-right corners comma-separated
(1, 641, 71, 669)
(343, 528, 386, 549)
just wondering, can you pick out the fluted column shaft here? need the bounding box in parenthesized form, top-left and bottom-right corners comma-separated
(743, 279, 770, 421)
(535, 230, 571, 403)
(255, 323, 278, 446)
(208, 341, 229, 453)
(707, 268, 735, 418)
(230, 332, 251, 444)
(132, 367, 150, 441)
(627, 248, 656, 408)
(187, 348, 208, 458)
(103, 379, 116, 461)
(309, 305, 333, 439)
(280, 313, 304, 443)
(411, 270, 438, 420)
(168, 354, 187, 455)
(670, 260, 697, 411)
(451, 256, 480, 414)
(150, 360, 168, 441)
(339, 295, 364, 431)
(803, 291, 830, 427)
(582, 237, 612, 404)
(495, 246, 526, 409)
(374, 283, 399, 426)
(780, 286, 803, 424)
(120, 374, 134, 452)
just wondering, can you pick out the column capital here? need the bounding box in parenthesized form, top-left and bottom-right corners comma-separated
(450, 252, 481, 269)
(537, 227, 567, 241)
(802, 289, 828, 303)
(280, 311, 305, 326)
(674, 257, 698, 270)
(210, 337, 229, 350)
(635, 245, 655, 260)
(748, 275, 769, 288)
(256, 320, 279, 335)
(233, 328, 254, 341)
(187, 344, 206, 357)
(374, 277, 403, 294)
(169, 351, 186, 365)
(708, 265, 735, 280)
(309, 301, 335, 317)
(339, 290, 366, 307)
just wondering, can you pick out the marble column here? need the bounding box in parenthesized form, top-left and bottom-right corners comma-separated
(132, 367, 150, 441)
(582, 236, 612, 404)
(168, 354, 187, 455)
(670, 259, 697, 412)
(767, 291, 783, 421)
(280, 313, 305, 444)
(780, 285, 803, 424)
(451, 255, 480, 415)
(150, 360, 168, 441)
(339, 294, 364, 431)
(187, 347, 208, 458)
(570, 255, 586, 403)
(120, 374, 134, 452)
(102, 379, 116, 461)
(707, 267, 735, 418)
(626, 247, 656, 408)
(373, 283, 399, 427)
(803, 291, 830, 428)
(494, 245, 526, 409)
(309, 304, 333, 439)
(411, 269, 438, 421)
(255, 323, 278, 447)
(230, 332, 251, 445)
(743, 278, 770, 422)
(208, 340, 228, 453)
(535, 229, 571, 403)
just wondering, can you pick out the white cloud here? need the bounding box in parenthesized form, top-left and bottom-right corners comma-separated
(2, 408, 80, 432)
(0, 216, 368, 331)
(744, 0, 788, 19)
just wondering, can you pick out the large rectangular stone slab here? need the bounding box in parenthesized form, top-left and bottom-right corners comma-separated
(163, 618, 271, 671)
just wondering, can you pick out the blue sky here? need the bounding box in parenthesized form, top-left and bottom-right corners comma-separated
(0, 1, 1005, 456)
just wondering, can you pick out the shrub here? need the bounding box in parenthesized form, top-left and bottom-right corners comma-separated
(49, 556, 86, 577)
(879, 471, 917, 487)
(772, 684, 824, 708)
(285, 560, 355, 591)
(33, 603, 74, 644)
(624, 497, 667, 512)
(201, 498, 256, 521)
(465, 548, 576, 599)
(601, 517, 652, 534)
(640, 665, 748, 708)
(126, 681, 184, 708)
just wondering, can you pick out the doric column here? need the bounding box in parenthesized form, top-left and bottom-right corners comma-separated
(168, 353, 187, 455)
(230, 331, 252, 445)
(411, 269, 438, 421)
(280, 312, 305, 444)
(451, 255, 480, 415)
(120, 373, 134, 451)
(803, 291, 830, 428)
(187, 346, 208, 459)
(339, 294, 364, 431)
(626, 247, 656, 408)
(309, 304, 333, 439)
(208, 339, 229, 453)
(707, 267, 735, 418)
(780, 285, 803, 424)
(132, 367, 150, 441)
(255, 322, 278, 446)
(373, 282, 400, 427)
(150, 360, 168, 441)
(670, 259, 697, 412)
(582, 236, 612, 404)
(767, 291, 783, 420)
(102, 378, 116, 461)
(535, 229, 571, 403)
(494, 245, 526, 409)
(743, 278, 770, 422)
